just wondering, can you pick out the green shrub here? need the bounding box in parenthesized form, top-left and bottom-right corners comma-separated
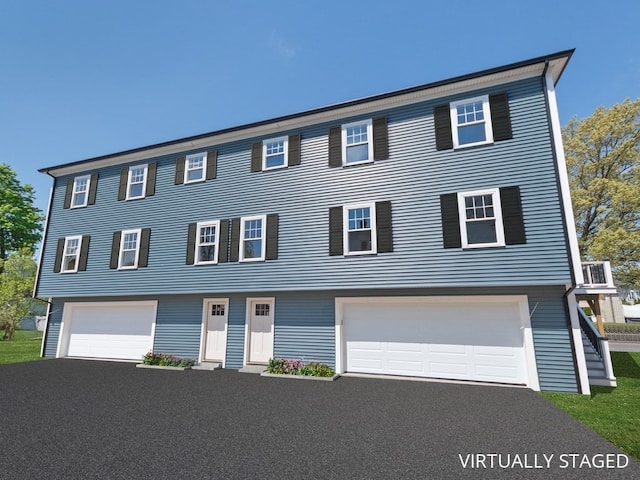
(142, 351, 195, 367)
(267, 358, 335, 377)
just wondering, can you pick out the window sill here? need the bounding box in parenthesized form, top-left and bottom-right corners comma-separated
(343, 251, 377, 257)
(184, 178, 206, 185)
(461, 244, 505, 250)
(342, 160, 374, 168)
(69, 204, 88, 209)
(239, 258, 266, 263)
(124, 196, 146, 201)
(194, 261, 218, 266)
(453, 140, 494, 150)
(262, 164, 287, 172)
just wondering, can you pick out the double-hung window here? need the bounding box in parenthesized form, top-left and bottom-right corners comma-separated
(342, 119, 373, 165)
(450, 95, 493, 148)
(61, 236, 82, 273)
(195, 221, 219, 264)
(127, 165, 148, 200)
(240, 215, 266, 262)
(119, 229, 141, 269)
(263, 137, 288, 170)
(71, 175, 90, 208)
(344, 202, 377, 255)
(457, 189, 504, 248)
(185, 153, 207, 183)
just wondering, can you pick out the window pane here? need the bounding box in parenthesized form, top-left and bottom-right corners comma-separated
(266, 141, 284, 155)
(187, 169, 203, 182)
(466, 220, 497, 245)
(346, 144, 369, 163)
(346, 124, 368, 145)
(123, 233, 138, 250)
(244, 239, 262, 259)
(198, 245, 216, 262)
(348, 230, 372, 252)
(200, 226, 216, 244)
(266, 153, 285, 168)
(121, 250, 136, 267)
(130, 168, 145, 182)
(244, 219, 262, 240)
(348, 208, 370, 230)
(73, 192, 86, 206)
(129, 183, 144, 198)
(458, 124, 486, 145)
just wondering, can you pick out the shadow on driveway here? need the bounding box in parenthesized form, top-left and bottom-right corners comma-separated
(1, 359, 638, 479)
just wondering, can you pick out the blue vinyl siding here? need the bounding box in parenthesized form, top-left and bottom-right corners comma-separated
(37, 76, 572, 298)
(43, 285, 578, 392)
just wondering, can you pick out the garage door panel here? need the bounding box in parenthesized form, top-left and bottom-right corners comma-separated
(343, 298, 529, 385)
(62, 302, 156, 361)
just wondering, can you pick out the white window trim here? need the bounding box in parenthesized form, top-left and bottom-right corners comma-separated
(341, 119, 374, 166)
(118, 228, 142, 270)
(70, 175, 91, 208)
(125, 164, 148, 200)
(457, 188, 505, 249)
(195, 220, 220, 265)
(61, 235, 82, 273)
(343, 202, 377, 255)
(450, 95, 494, 149)
(262, 136, 288, 171)
(239, 214, 267, 262)
(184, 152, 208, 184)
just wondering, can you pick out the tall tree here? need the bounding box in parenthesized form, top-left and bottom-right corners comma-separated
(563, 98, 640, 288)
(0, 250, 38, 340)
(0, 164, 43, 272)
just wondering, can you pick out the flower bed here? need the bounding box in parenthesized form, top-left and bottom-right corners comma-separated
(262, 358, 339, 380)
(137, 351, 195, 370)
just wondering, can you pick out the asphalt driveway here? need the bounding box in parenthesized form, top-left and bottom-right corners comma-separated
(1, 360, 638, 480)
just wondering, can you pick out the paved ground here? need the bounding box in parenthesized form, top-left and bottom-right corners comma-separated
(1, 359, 638, 480)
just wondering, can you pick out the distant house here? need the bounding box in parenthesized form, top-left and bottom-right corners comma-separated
(34, 49, 616, 394)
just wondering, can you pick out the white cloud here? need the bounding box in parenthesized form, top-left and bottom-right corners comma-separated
(269, 30, 296, 62)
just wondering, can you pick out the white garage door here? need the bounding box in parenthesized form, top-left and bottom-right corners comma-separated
(340, 296, 537, 387)
(59, 301, 157, 360)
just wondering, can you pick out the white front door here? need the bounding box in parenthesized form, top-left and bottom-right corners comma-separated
(203, 300, 228, 363)
(247, 298, 274, 364)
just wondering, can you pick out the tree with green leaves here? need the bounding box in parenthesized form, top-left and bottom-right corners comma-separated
(563, 98, 640, 288)
(0, 250, 38, 340)
(0, 164, 43, 274)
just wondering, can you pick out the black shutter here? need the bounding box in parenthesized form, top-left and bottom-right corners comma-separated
(145, 162, 157, 197)
(489, 93, 513, 142)
(329, 207, 343, 256)
(87, 174, 98, 205)
(251, 143, 262, 172)
(218, 219, 230, 263)
(206, 151, 217, 180)
(440, 193, 462, 248)
(288, 134, 301, 166)
(175, 157, 185, 185)
(266, 214, 279, 260)
(375, 201, 393, 253)
(434, 104, 453, 151)
(63, 179, 73, 209)
(373, 117, 389, 160)
(53, 238, 65, 273)
(118, 168, 128, 201)
(500, 186, 526, 245)
(138, 228, 151, 267)
(186, 223, 197, 265)
(110, 231, 121, 269)
(229, 217, 241, 262)
(328, 126, 342, 167)
(78, 236, 90, 271)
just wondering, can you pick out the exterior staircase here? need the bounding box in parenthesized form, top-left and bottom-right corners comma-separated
(578, 306, 617, 387)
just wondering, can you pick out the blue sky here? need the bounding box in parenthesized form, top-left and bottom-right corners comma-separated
(1, 0, 639, 215)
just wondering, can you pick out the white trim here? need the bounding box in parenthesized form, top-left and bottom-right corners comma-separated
(545, 72, 584, 285)
(262, 136, 288, 171)
(125, 164, 148, 200)
(194, 220, 220, 265)
(60, 235, 83, 273)
(70, 174, 91, 208)
(47, 58, 571, 178)
(118, 228, 142, 270)
(40, 298, 52, 358)
(34, 185, 54, 297)
(457, 188, 505, 248)
(341, 119, 374, 166)
(343, 202, 377, 255)
(239, 214, 267, 262)
(200, 298, 229, 367)
(57, 300, 158, 359)
(450, 95, 494, 149)
(334, 295, 540, 390)
(243, 297, 275, 366)
(566, 291, 591, 394)
(184, 152, 208, 184)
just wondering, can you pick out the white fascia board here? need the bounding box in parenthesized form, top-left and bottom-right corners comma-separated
(42, 59, 570, 178)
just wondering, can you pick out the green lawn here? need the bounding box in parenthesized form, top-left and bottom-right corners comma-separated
(543, 352, 640, 461)
(0, 329, 45, 365)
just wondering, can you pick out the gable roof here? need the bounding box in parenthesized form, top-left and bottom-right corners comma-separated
(40, 49, 574, 177)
